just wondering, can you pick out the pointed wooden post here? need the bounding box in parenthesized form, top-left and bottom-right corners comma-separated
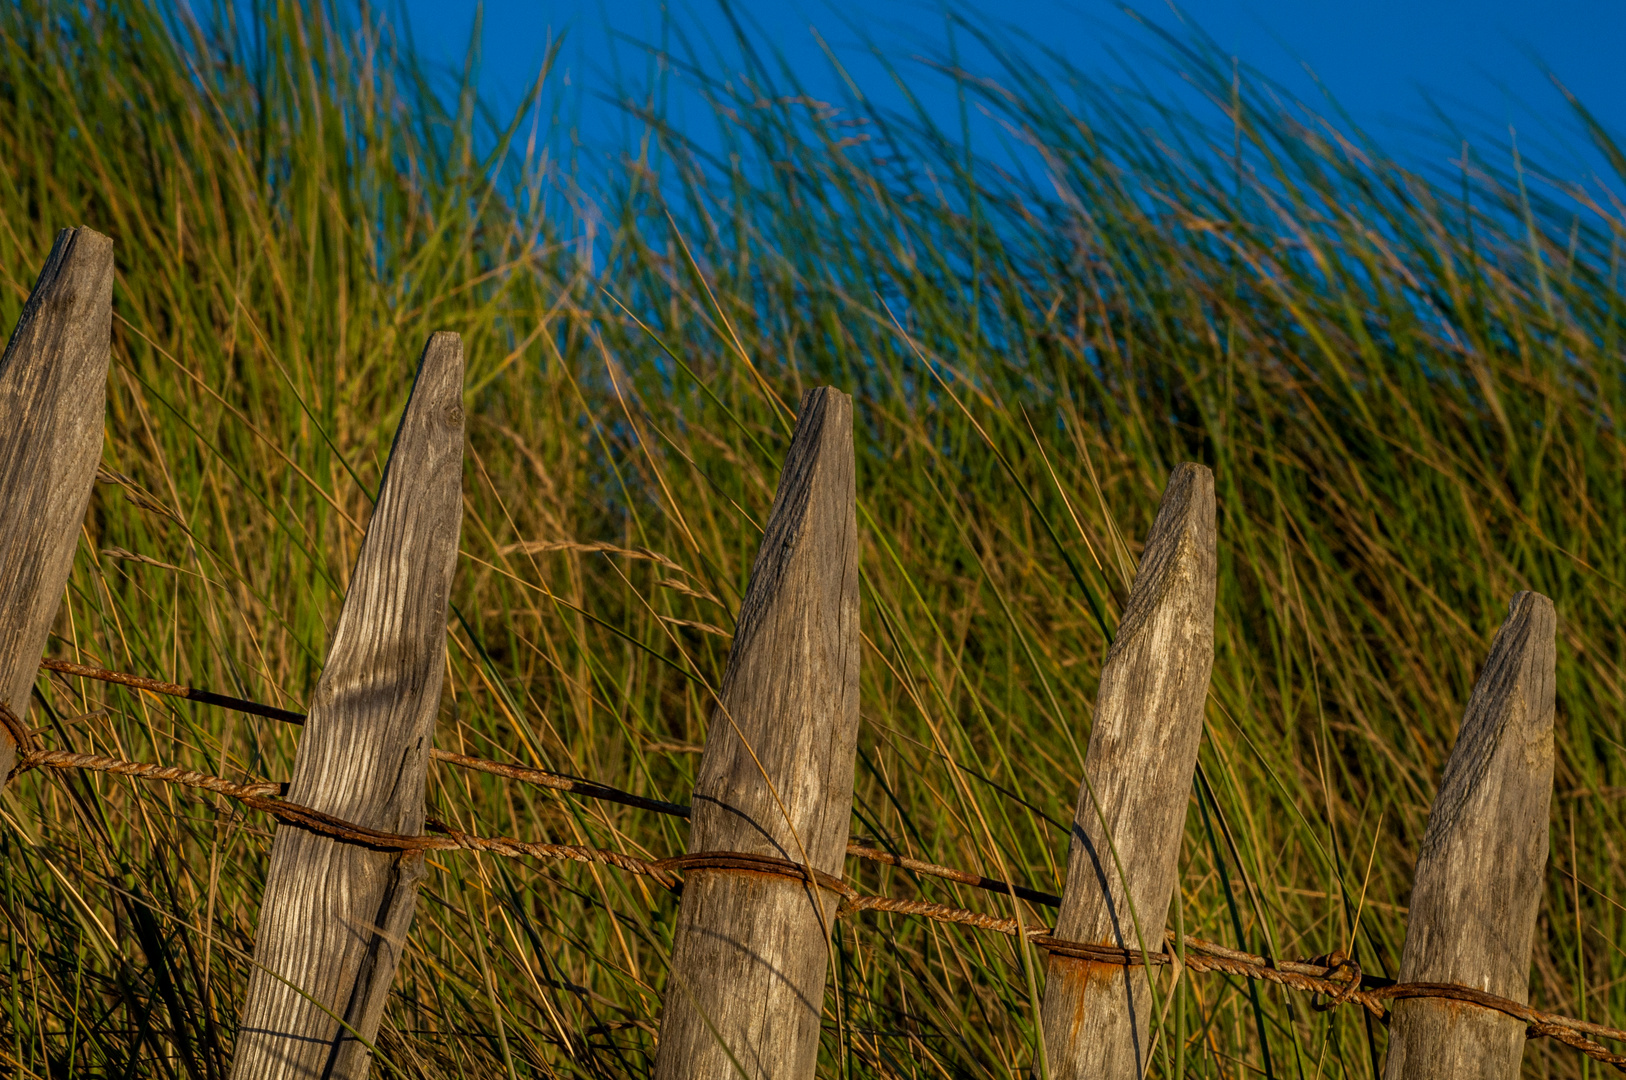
(653, 387, 860, 1080)
(0, 227, 115, 784)
(231, 333, 464, 1080)
(1037, 463, 1217, 1080)
(1383, 592, 1556, 1080)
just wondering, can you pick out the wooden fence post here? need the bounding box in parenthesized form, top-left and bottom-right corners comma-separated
(1037, 462, 1217, 1080)
(653, 387, 860, 1080)
(0, 227, 114, 784)
(231, 333, 464, 1080)
(1383, 591, 1556, 1080)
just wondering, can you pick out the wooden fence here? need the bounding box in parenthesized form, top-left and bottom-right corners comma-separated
(0, 229, 1589, 1079)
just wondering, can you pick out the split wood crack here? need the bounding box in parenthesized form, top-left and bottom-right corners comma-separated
(11, 662, 1625, 1072)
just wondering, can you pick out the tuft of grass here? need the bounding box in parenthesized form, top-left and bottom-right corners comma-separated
(1, 1, 1623, 1076)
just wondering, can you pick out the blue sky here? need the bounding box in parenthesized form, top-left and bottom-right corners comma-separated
(395, 0, 1626, 182)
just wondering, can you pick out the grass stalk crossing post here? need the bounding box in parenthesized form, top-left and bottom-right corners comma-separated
(230, 333, 465, 1080)
(1037, 463, 1217, 1080)
(1382, 591, 1556, 1080)
(653, 387, 860, 1080)
(0, 227, 114, 784)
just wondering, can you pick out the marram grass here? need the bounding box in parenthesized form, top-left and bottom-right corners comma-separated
(1, 1, 1623, 1077)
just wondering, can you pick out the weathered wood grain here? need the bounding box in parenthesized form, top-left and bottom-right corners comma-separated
(653, 387, 860, 1080)
(1037, 462, 1217, 1080)
(0, 227, 114, 784)
(231, 333, 465, 1080)
(1383, 591, 1556, 1080)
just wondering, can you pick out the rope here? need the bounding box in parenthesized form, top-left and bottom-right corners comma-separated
(654, 851, 853, 899)
(16, 746, 1626, 1072)
(427, 747, 693, 818)
(32, 659, 1055, 906)
(0, 702, 34, 758)
(38, 659, 306, 724)
(844, 842, 1062, 907)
